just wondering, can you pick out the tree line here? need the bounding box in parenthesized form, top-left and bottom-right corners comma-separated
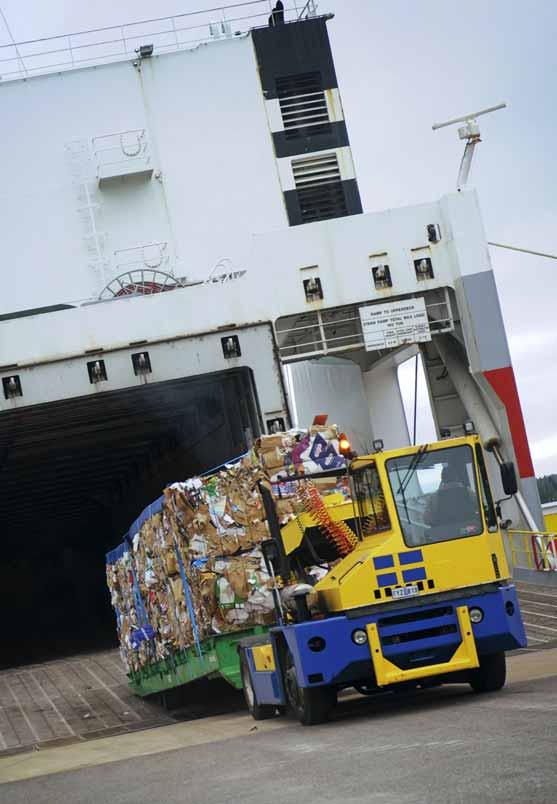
(537, 474, 557, 504)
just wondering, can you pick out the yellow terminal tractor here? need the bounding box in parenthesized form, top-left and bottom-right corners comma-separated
(239, 432, 527, 725)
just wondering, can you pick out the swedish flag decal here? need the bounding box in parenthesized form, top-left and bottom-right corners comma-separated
(373, 550, 428, 588)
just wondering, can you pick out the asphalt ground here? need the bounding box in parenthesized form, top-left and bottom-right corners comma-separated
(2, 582, 555, 756)
(1, 648, 556, 804)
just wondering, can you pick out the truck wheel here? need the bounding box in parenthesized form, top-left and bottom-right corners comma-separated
(239, 651, 276, 720)
(284, 650, 336, 726)
(469, 652, 506, 693)
(354, 683, 378, 696)
(392, 681, 418, 694)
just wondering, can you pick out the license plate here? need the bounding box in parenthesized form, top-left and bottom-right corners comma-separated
(392, 585, 419, 599)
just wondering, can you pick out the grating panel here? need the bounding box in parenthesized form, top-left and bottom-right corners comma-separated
(292, 152, 341, 186)
(292, 152, 346, 223)
(276, 72, 331, 139)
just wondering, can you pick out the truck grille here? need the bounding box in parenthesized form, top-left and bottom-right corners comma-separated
(378, 606, 452, 627)
(378, 604, 461, 669)
(382, 623, 457, 646)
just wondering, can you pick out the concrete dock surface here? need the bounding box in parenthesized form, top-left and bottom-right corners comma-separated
(0, 647, 556, 803)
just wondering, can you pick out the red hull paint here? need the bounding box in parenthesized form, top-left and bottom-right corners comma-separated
(483, 366, 535, 479)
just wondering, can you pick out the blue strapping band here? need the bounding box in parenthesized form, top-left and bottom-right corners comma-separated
(127, 495, 165, 542)
(173, 536, 202, 658)
(106, 542, 127, 565)
(130, 564, 150, 629)
(199, 450, 249, 478)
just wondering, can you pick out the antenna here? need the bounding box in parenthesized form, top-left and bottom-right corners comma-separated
(432, 102, 506, 189)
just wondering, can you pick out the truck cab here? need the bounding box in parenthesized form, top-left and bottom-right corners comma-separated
(239, 435, 527, 725)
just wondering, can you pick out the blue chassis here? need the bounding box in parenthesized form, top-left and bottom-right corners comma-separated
(247, 584, 526, 706)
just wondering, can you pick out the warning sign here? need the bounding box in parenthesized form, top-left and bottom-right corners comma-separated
(359, 298, 431, 352)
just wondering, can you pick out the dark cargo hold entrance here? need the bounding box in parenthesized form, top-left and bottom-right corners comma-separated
(0, 368, 261, 669)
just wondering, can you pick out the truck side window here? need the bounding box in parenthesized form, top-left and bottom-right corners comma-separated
(353, 464, 390, 536)
(475, 444, 498, 531)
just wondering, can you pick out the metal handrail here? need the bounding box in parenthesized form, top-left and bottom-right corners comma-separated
(0, 2, 321, 82)
(3, 3, 268, 47)
(507, 529, 557, 572)
(297, 0, 319, 19)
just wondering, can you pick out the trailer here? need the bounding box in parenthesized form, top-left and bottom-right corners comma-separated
(105, 425, 347, 699)
(107, 512, 271, 697)
(127, 627, 268, 697)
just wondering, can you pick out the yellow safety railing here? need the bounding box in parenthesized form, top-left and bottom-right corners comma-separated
(507, 530, 557, 572)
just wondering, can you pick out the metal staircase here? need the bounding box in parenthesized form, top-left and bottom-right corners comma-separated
(420, 340, 467, 437)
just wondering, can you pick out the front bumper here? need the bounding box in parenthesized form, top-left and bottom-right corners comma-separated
(278, 584, 526, 689)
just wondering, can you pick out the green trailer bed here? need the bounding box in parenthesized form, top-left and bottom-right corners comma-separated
(128, 626, 268, 696)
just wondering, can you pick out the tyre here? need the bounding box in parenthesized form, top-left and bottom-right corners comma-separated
(391, 681, 418, 694)
(239, 651, 276, 720)
(284, 650, 336, 726)
(354, 683, 378, 696)
(469, 652, 506, 693)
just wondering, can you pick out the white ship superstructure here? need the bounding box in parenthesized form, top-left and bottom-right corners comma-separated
(0, 2, 541, 660)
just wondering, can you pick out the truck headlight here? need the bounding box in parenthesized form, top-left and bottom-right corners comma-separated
(352, 629, 368, 645)
(469, 607, 484, 624)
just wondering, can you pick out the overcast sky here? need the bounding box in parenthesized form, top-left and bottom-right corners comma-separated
(2, 0, 556, 474)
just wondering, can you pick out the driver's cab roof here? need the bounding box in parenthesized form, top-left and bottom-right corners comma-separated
(350, 434, 482, 472)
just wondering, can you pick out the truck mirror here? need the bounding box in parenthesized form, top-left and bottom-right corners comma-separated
(500, 462, 518, 496)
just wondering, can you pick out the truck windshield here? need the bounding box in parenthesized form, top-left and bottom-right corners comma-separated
(386, 444, 483, 547)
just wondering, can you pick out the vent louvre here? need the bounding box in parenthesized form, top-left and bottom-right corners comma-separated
(276, 73, 323, 97)
(298, 185, 347, 223)
(276, 72, 330, 139)
(292, 153, 341, 186)
(292, 153, 346, 223)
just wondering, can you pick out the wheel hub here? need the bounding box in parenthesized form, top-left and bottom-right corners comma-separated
(242, 663, 255, 708)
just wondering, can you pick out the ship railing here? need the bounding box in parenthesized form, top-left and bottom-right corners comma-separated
(506, 529, 557, 572)
(0, 2, 321, 83)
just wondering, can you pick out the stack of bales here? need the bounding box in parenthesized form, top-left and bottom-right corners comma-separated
(106, 426, 346, 672)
